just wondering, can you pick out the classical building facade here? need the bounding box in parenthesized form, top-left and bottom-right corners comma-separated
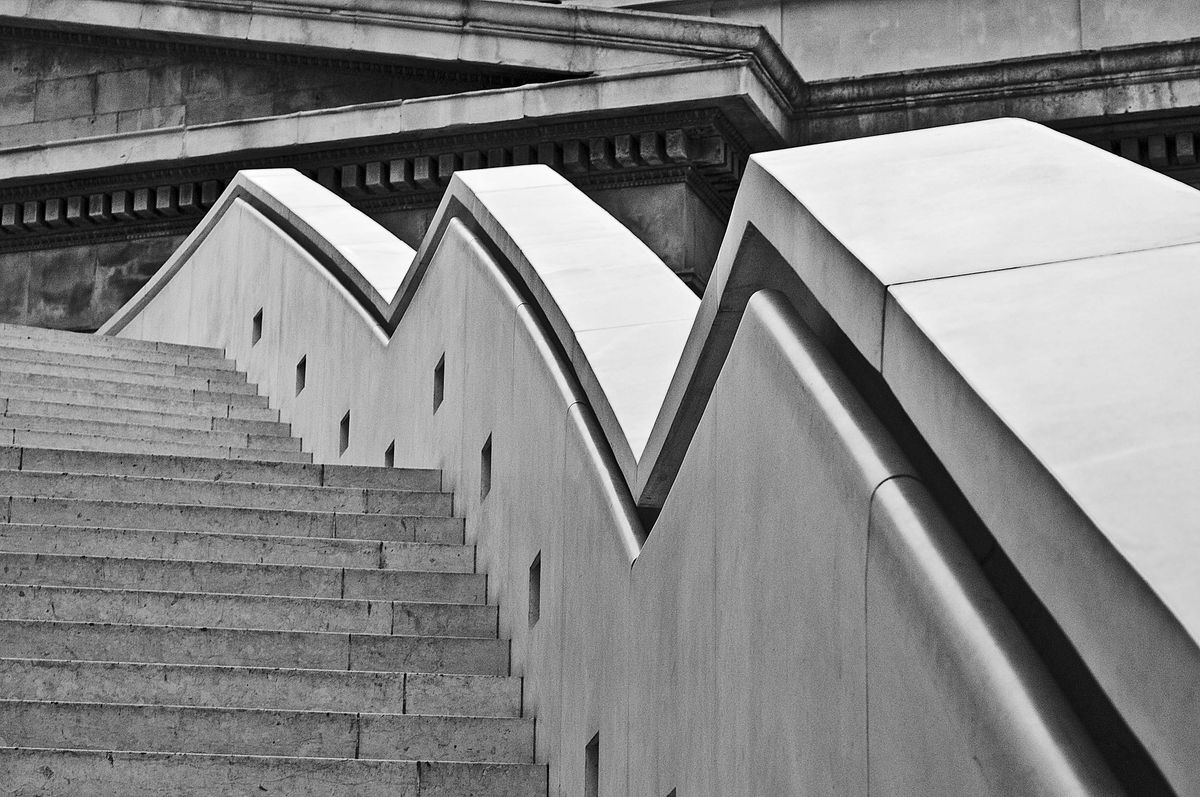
(1, 3, 1199, 796)
(2, 1, 1199, 329)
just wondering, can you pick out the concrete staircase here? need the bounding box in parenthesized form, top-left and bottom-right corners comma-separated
(0, 324, 545, 796)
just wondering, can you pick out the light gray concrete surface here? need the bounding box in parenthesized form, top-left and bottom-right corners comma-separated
(98, 133, 1159, 793)
(640, 117, 1198, 792)
(867, 477, 1120, 795)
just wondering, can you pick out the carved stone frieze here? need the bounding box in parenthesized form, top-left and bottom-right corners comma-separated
(0, 111, 750, 252)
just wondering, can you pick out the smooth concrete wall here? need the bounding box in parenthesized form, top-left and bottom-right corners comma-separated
(605, 0, 1200, 80)
(638, 117, 1200, 794)
(106, 160, 1122, 794)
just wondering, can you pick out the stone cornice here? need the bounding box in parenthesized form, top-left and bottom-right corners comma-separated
(0, 106, 754, 252)
(803, 37, 1200, 138)
(0, 23, 563, 88)
(5, 0, 805, 107)
(0, 59, 789, 185)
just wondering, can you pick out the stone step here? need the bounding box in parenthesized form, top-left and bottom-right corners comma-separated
(0, 523, 473, 571)
(0, 382, 278, 420)
(0, 469, 450, 515)
(0, 658, 522, 717)
(0, 430, 312, 461)
(0, 700, 535, 762)
(0, 620, 510, 674)
(0, 323, 228, 364)
(0, 355, 256, 394)
(1, 396, 290, 436)
(0, 346, 243, 383)
(0, 748, 547, 796)
(0, 413, 302, 451)
(0, 553, 486, 602)
(0, 583, 496, 636)
(4, 496, 462, 542)
(8, 445, 441, 491)
(0, 368, 260, 403)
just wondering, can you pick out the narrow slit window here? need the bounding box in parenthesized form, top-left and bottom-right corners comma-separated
(585, 733, 600, 797)
(433, 354, 445, 412)
(295, 356, 307, 395)
(339, 411, 351, 455)
(528, 552, 541, 627)
(251, 308, 263, 345)
(384, 441, 395, 468)
(480, 434, 492, 500)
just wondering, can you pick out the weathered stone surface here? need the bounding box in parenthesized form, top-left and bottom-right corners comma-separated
(0, 327, 539, 792)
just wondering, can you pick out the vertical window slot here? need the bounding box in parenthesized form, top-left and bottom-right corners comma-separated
(528, 552, 541, 627)
(585, 733, 600, 797)
(480, 434, 492, 500)
(433, 354, 445, 412)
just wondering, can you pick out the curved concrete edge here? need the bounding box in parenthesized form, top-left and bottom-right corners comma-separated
(95, 141, 1132, 789)
(3, 0, 804, 101)
(867, 476, 1121, 796)
(635, 154, 880, 505)
(882, 288, 1200, 791)
(404, 165, 700, 485)
(103, 162, 696, 493)
(637, 116, 1200, 793)
(100, 170, 414, 338)
(623, 289, 1113, 794)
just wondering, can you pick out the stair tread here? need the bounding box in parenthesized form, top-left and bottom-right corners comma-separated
(0, 581, 495, 636)
(0, 433, 312, 462)
(0, 369, 262, 401)
(0, 324, 227, 359)
(0, 413, 300, 450)
(0, 699, 535, 763)
(0, 618, 511, 674)
(5, 445, 438, 488)
(0, 522, 471, 568)
(0, 617, 502, 642)
(0, 355, 249, 390)
(4, 493, 453, 521)
(0, 656, 520, 713)
(2, 397, 289, 434)
(0, 385, 278, 419)
(0, 468, 450, 514)
(0, 522, 472, 569)
(0, 747, 547, 797)
(0, 551, 486, 603)
(0, 345, 239, 378)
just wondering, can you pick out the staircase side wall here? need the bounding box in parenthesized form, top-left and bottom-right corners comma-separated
(108, 150, 1125, 793)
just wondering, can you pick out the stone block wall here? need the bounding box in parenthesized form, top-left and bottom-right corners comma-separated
(0, 236, 183, 331)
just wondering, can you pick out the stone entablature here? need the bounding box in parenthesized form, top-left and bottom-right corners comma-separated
(5, 0, 1200, 329)
(572, 0, 1200, 83)
(803, 37, 1200, 189)
(0, 25, 565, 151)
(0, 108, 748, 248)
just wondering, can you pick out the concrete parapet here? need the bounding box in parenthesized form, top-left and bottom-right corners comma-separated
(100, 120, 1196, 793)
